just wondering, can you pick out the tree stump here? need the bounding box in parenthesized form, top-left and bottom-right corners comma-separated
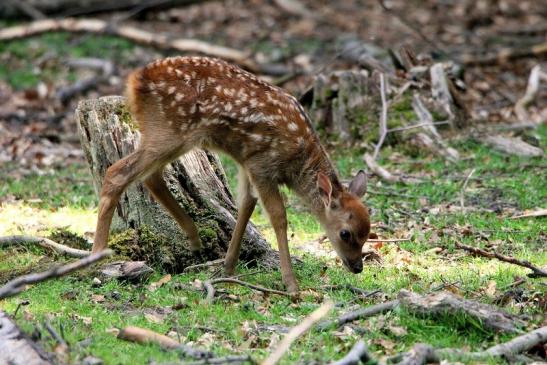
(76, 96, 277, 272)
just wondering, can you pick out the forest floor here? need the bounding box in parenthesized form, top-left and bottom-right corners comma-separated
(1, 126, 545, 364)
(0, 0, 546, 364)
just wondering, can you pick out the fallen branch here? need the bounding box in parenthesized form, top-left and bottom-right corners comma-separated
(455, 242, 547, 278)
(511, 208, 547, 219)
(204, 278, 291, 304)
(363, 153, 418, 184)
(330, 340, 373, 365)
(483, 135, 543, 157)
(118, 326, 213, 359)
(438, 326, 547, 362)
(0, 250, 111, 299)
(397, 289, 525, 333)
(0, 235, 90, 258)
(317, 300, 399, 331)
(0, 18, 259, 72)
(262, 301, 333, 365)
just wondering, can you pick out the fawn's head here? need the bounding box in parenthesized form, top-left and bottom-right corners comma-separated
(317, 171, 370, 273)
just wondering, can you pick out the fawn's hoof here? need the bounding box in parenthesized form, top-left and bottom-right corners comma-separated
(286, 282, 299, 296)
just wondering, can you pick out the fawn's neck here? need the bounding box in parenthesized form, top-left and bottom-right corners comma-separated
(289, 142, 343, 221)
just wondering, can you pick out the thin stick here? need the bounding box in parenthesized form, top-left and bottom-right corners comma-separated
(183, 258, 225, 273)
(0, 235, 90, 257)
(388, 121, 451, 133)
(316, 300, 399, 331)
(455, 242, 546, 278)
(438, 326, 547, 361)
(330, 340, 373, 365)
(372, 73, 388, 160)
(510, 208, 547, 219)
(262, 301, 333, 365)
(459, 168, 476, 209)
(204, 278, 291, 304)
(0, 250, 111, 299)
(367, 238, 411, 243)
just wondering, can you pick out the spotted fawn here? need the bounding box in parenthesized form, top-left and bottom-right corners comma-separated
(91, 56, 370, 293)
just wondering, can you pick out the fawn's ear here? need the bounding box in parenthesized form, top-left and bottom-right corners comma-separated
(349, 170, 367, 198)
(317, 172, 333, 208)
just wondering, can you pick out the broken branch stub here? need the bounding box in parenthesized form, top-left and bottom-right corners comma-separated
(75, 96, 277, 272)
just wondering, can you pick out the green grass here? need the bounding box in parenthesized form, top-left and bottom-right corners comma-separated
(0, 126, 545, 364)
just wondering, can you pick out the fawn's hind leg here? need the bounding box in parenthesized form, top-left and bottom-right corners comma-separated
(144, 169, 201, 251)
(224, 168, 258, 275)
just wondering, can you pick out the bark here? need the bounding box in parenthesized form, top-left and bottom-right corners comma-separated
(307, 70, 378, 143)
(0, 311, 52, 365)
(75, 96, 276, 272)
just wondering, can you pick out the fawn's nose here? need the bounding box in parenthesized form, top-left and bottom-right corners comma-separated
(349, 260, 363, 273)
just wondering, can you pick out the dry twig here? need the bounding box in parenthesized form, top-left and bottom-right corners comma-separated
(262, 301, 333, 365)
(438, 326, 547, 362)
(455, 242, 547, 278)
(510, 208, 547, 219)
(118, 326, 213, 359)
(317, 300, 399, 331)
(0, 250, 111, 299)
(0, 235, 90, 258)
(203, 278, 291, 304)
(183, 258, 225, 273)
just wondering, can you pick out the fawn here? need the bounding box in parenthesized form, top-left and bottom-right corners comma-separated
(91, 56, 370, 293)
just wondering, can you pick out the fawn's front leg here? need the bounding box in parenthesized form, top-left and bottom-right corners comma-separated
(255, 184, 298, 294)
(92, 149, 149, 253)
(224, 169, 258, 275)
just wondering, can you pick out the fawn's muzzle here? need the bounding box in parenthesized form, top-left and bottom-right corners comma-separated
(343, 258, 363, 274)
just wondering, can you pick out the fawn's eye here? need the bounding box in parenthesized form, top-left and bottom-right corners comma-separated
(339, 229, 351, 242)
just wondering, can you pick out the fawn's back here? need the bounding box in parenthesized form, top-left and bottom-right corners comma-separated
(127, 56, 322, 180)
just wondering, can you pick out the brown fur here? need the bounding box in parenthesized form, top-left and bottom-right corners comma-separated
(91, 56, 371, 293)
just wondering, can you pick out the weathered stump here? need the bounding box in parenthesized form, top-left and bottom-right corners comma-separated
(76, 96, 277, 272)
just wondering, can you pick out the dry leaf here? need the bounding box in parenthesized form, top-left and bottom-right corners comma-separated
(387, 325, 407, 337)
(485, 280, 497, 298)
(148, 274, 172, 292)
(91, 294, 105, 303)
